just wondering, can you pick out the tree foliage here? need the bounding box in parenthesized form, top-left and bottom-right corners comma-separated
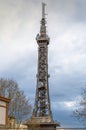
(0, 78, 32, 124)
(74, 87, 86, 126)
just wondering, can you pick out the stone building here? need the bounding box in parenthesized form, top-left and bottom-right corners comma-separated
(0, 96, 10, 128)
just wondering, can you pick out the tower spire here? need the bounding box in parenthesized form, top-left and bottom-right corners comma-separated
(42, 2, 46, 19)
(36, 1, 49, 45)
(33, 2, 52, 118)
(40, 2, 47, 37)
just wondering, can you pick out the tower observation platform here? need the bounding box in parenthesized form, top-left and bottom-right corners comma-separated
(25, 2, 60, 130)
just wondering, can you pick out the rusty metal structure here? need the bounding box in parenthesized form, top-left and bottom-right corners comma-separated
(32, 2, 52, 120)
(25, 2, 60, 130)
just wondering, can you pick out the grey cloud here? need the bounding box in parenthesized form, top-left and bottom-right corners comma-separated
(49, 70, 86, 102)
(0, 0, 86, 127)
(53, 109, 82, 127)
(48, 0, 86, 23)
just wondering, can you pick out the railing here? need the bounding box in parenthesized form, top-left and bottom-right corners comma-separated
(56, 128, 86, 130)
(0, 128, 86, 130)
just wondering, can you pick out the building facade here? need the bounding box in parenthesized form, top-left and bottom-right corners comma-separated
(0, 96, 9, 128)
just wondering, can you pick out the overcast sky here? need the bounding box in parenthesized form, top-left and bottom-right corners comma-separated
(0, 0, 86, 128)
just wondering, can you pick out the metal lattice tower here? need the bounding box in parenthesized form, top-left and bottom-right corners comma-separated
(32, 2, 53, 121)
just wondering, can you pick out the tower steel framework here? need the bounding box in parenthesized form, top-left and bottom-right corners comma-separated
(25, 2, 60, 129)
(32, 2, 52, 121)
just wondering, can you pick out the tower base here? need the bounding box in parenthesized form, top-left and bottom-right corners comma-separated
(24, 116, 60, 130)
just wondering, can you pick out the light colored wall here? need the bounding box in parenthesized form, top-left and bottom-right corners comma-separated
(0, 97, 9, 127)
(0, 101, 6, 125)
(0, 100, 6, 106)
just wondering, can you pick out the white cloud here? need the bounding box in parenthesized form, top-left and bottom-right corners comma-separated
(64, 101, 75, 108)
(52, 101, 76, 111)
(0, 0, 39, 72)
(1, 0, 86, 75)
(49, 22, 86, 76)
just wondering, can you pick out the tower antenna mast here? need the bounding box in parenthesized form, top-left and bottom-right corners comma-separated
(42, 1, 46, 19)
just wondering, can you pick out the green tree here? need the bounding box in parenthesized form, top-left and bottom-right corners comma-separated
(0, 78, 32, 125)
(74, 87, 86, 126)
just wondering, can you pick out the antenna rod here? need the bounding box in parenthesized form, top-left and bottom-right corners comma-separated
(42, 2, 46, 19)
